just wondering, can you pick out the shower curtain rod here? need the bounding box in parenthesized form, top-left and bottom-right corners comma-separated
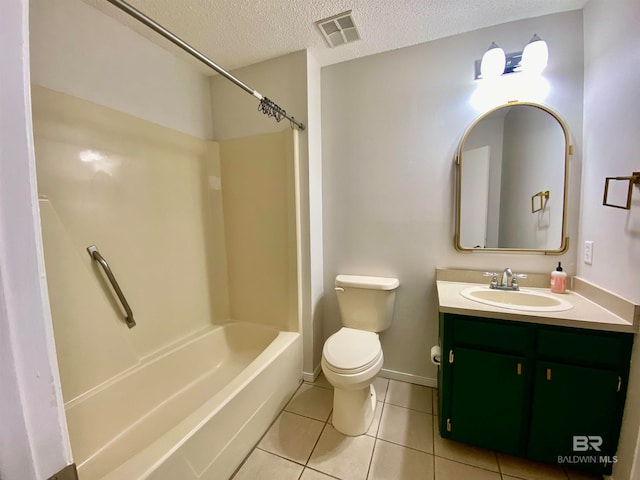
(103, 0, 305, 131)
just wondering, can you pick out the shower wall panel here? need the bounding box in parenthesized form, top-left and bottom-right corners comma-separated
(32, 86, 229, 402)
(219, 131, 298, 332)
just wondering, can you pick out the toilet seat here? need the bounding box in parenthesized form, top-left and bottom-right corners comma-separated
(323, 328, 382, 375)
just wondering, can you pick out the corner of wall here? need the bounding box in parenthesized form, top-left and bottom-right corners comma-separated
(1, 1, 71, 477)
(304, 50, 325, 374)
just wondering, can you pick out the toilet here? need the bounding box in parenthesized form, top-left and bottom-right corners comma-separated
(321, 274, 399, 436)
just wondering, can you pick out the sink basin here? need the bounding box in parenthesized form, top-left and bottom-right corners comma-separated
(460, 286, 573, 312)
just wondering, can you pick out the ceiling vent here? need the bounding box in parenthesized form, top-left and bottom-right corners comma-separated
(316, 11, 360, 48)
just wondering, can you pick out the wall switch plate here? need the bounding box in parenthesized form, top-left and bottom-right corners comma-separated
(584, 241, 594, 265)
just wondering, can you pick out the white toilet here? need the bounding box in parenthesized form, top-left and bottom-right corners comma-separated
(321, 274, 399, 436)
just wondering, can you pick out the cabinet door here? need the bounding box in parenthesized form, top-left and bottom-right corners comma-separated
(528, 361, 620, 471)
(449, 347, 529, 455)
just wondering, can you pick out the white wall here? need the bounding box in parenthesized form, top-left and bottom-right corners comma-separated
(29, 0, 212, 139)
(0, 1, 71, 479)
(321, 11, 584, 383)
(579, 0, 640, 303)
(580, 1, 640, 478)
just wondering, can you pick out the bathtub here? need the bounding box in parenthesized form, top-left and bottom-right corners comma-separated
(66, 322, 301, 480)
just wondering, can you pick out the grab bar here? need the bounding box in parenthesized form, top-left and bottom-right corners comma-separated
(87, 245, 136, 328)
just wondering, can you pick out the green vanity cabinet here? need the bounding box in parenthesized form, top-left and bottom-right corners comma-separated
(438, 313, 633, 475)
(527, 361, 621, 468)
(449, 348, 530, 455)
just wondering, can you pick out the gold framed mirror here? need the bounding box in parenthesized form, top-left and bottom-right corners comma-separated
(455, 102, 570, 253)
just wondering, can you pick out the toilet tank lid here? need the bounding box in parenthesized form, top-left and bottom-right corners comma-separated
(335, 275, 399, 290)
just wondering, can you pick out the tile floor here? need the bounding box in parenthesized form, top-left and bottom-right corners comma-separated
(232, 376, 602, 480)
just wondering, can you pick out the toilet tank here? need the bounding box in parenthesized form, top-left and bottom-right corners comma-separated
(335, 275, 399, 332)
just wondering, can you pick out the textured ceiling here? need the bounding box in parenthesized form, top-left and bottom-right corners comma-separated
(83, 0, 588, 75)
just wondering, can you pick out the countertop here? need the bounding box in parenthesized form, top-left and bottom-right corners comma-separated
(437, 280, 636, 333)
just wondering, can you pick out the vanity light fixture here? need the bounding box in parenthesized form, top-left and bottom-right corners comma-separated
(479, 42, 506, 79)
(475, 34, 549, 80)
(521, 34, 549, 74)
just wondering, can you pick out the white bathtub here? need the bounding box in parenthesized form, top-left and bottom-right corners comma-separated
(67, 322, 301, 480)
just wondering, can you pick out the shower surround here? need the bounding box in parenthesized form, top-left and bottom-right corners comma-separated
(32, 86, 301, 479)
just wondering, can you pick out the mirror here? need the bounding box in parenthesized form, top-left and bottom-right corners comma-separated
(455, 102, 569, 253)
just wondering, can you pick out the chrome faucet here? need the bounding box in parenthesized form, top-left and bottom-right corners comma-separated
(484, 268, 526, 291)
(501, 268, 513, 288)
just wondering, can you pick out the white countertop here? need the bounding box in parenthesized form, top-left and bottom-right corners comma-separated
(437, 280, 636, 333)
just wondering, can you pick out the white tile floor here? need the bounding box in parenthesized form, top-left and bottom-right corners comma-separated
(232, 376, 602, 480)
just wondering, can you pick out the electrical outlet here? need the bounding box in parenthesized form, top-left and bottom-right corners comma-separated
(584, 241, 594, 265)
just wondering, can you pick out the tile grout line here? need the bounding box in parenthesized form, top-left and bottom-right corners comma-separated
(282, 407, 331, 424)
(303, 382, 333, 391)
(372, 401, 385, 438)
(380, 382, 505, 478)
(432, 409, 502, 475)
(363, 380, 390, 478)
(305, 412, 331, 466)
(382, 401, 435, 428)
(432, 393, 437, 480)
(246, 378, 583, 480)
(244, 381, 331, 478)
(383, 400, 434, 414)
(365, 438, 378, 480)
(373, 379, 390, 437)
(230, 386, 304, 480)
(496, 452, 504, 480)
(437, 454, 502, 476)
(384, 380, 436, 414)
(284, 383, 335, 424)
(373, 436, 433, 456)
(326, 379, 386, 479)
(433, 447, 437, 479)
(434, 388, 438, 479)
(304, 466, 343, 480)
(376, 381, 436, 458)
(256, 446, 306, 468)
(374, 435, 507, 479)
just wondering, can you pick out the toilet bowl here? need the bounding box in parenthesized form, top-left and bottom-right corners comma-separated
(322, 327, 384, 435)
(321, 275, 399, 436)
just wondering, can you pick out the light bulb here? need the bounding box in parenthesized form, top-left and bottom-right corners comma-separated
(480, 42, 506, 79)
(521, 34, 548, 74)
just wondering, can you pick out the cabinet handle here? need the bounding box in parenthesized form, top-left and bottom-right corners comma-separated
(546, 368, 552, 381)
(446, 418, 452, 432)
(517, 363, 522, 375)
(617, 376, 622, 392)
(449, 350, 454, 363)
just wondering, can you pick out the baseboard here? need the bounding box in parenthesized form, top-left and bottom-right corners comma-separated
(379, 368, 437, 388)
(302, 363, 322, 383)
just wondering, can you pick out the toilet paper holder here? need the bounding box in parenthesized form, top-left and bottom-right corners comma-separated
(430, 345, 441, 366)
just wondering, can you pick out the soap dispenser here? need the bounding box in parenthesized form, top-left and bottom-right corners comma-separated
(550, 262, 567, 293)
